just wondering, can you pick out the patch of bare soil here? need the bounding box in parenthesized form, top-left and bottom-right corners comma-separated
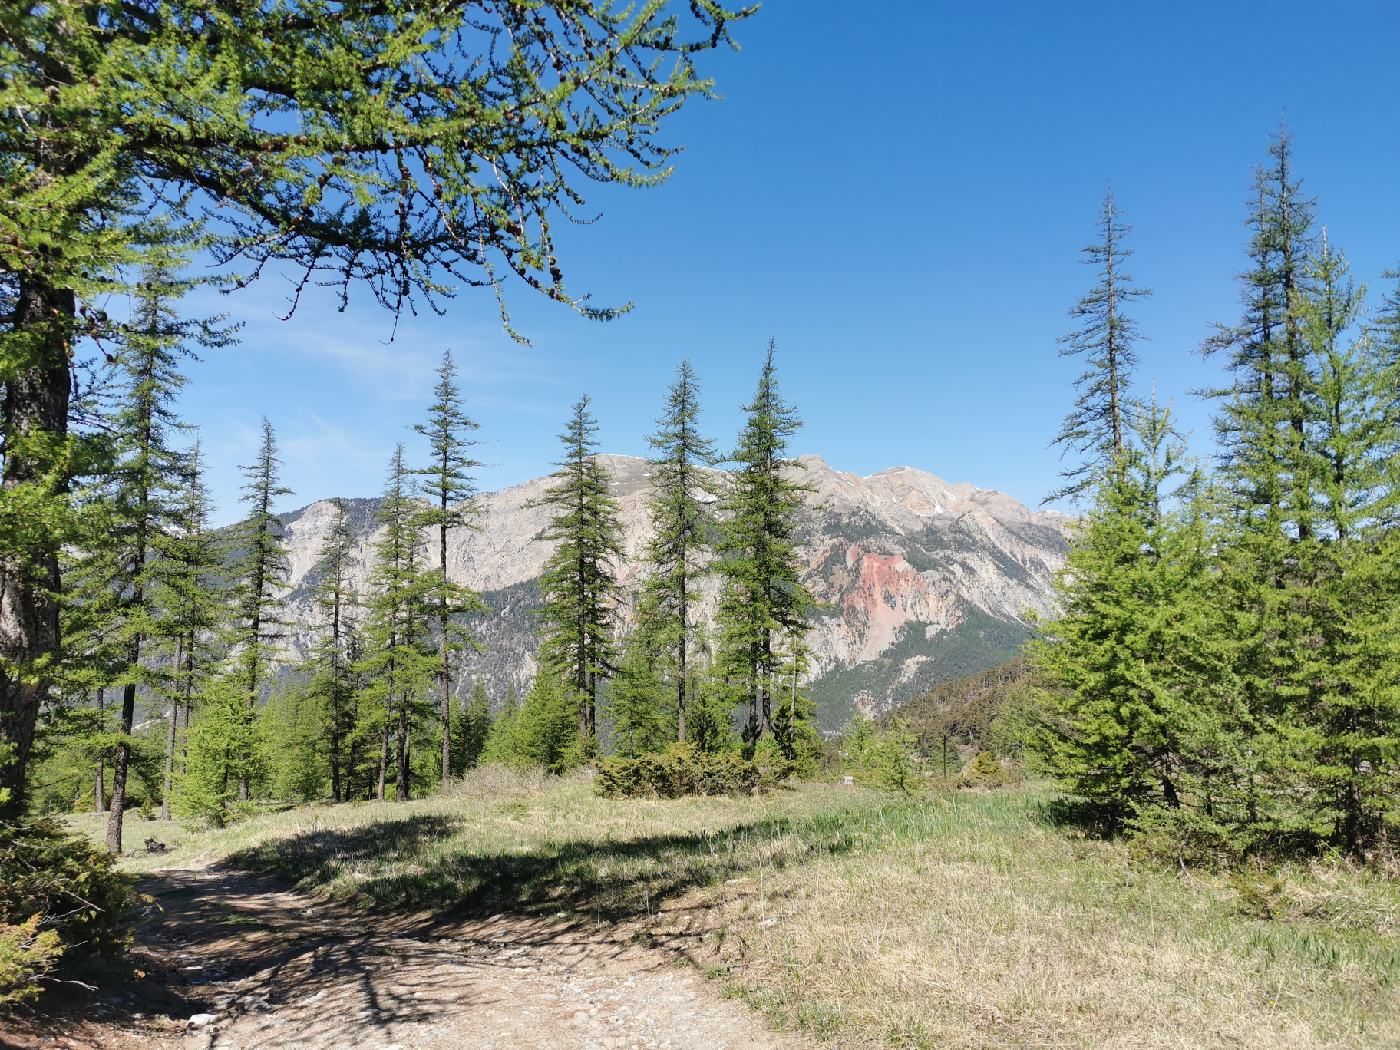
(1, 866, 811, 1050)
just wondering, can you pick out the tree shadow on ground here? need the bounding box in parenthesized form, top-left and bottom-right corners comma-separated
(220, 807, 869, 926)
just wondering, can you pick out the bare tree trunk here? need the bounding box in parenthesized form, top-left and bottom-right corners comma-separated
(105, 674, 138, 855)
(0, 275, 73, 821)
(395, 700, 410, 802)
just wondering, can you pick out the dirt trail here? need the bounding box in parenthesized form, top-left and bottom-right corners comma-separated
(17, 866, 810, 1050)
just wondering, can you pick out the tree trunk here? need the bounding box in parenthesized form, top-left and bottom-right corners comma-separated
(395, 698, 410, 802)
(105, 675, 138, 855)
(160, 638, 185, 820)
(0, 276, 73, 821)
(439, 518, 452, 782)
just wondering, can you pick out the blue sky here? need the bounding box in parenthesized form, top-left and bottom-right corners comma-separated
(173, 1, 1400, 523)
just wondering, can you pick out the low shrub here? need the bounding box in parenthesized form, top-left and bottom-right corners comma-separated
(956, 750, 1019, 789)
(0, 818, 138, 1008)
(596, 743, 788, 799)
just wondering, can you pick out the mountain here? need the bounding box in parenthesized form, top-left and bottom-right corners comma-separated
(269, 455, 1070, 730)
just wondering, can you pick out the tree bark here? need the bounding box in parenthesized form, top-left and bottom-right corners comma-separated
(105, 674, 138, 854)
(0, 275, 73, 821)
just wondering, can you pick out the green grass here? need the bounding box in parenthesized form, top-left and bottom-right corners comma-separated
(70, 768, 1399, 1049)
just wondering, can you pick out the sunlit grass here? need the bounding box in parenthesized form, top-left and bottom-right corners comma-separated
(69, 770, 1399, 1049)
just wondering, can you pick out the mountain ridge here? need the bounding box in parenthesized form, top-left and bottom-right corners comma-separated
(268, 454, 1070, 729)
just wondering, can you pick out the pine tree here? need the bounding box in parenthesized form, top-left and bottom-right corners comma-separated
(1049, 189, 1150, 502)
(715, 344, 815, 751)
(226, 419, 291, 801)
(412, 350, 485, 781)
(534, 396, 625, 745)
(305, 499, 358, 802)
(155, 442, 225, 820)
(92, 240, 231, 853)
(638, 361, 721, 743)
(357, 446, 437, 802)
(0, 4, 749, 816)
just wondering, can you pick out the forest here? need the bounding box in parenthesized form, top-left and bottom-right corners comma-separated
(1, 2, 1397, 1047)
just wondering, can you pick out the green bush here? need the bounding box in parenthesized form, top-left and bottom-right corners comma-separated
(956, 750, 1018, 789)
(0, 818, 138, 1007)
(596, 742, 788, 798)
(0, 917, 63, 1007)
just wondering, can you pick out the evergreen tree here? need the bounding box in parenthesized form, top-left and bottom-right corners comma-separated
(534, 396, 624, 744)
(357, 447, 437, 802)
(451, 681, 492, 774)
(511, 672, 581, 774)
(0, 3, 749, 817)
(412, 349, 485, 781)
(1049, 189, 1149, 502)
(715, 344, 815, 750)
(607, 632, 672, 759)
(155, 442, 225, 820)
(637, 361, 721, 743)
(1031, 403, 1209, 826)
(305, 499, 358, 802)
(225, 419, 291, 802)
(92, 241, 230, 853)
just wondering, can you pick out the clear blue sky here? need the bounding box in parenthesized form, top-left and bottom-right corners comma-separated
(175, 1, 1400, 524)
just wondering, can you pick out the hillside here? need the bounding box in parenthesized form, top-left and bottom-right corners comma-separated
(267, 455, 1071, 729)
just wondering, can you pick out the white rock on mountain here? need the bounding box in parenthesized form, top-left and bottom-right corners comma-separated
(269, 454, 1069, 728)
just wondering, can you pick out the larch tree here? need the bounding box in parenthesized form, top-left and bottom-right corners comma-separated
(637, 360, 720, 743)
(358, 446, 437, 802)
(715, 343, 815, 750)
(0, 0, 753, 819)
(155, 441, 225, 820)
(96, 240, 230, 853)
(1048, 188, 1149, 503)
(305, 498, 359, 802)
(535, 396, 624, 743)
(227, 418, 291, 802)
(413, 350, 485, 781)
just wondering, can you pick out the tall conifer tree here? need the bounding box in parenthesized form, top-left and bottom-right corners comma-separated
(155, 442, 224, 820)
(1049, 189, 1150, 502)
(638, 361, 720, 742)
(413, 350, 485, 781)
(95, 241, 230, 852)
(358, 447, 437, 802)
(306, 498, 358, 802)
(227, 418, 291, 801)
(715, 344, 815, 749)
(535, 397, 624, 742)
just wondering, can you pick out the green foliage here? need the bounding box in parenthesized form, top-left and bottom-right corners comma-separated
(606, 635, 674, 759)
(259, 684, 327, 803)
(1049, 190, 1149, 503)
(715, 343, 816, 749)
(635, 360, 722, 745)
(1033, 131, 1400, 863)
(0, 915, 63, 1008)
(840, 716, 921, 794)
(451, 682, 493, 774)
(0, 818, 137, 1002)
(595, 742, 782, 799)
(356, 446, 440, 801)
(535, 396, 625, 741)
(179, 676, 260, 825)
(956, 751, 1017, 790)
(482, 673, 583, 775)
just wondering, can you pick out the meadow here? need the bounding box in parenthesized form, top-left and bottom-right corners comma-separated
(74, 771, 1400, 1049)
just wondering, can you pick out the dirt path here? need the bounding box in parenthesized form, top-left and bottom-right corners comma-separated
(15, 866, 811, 1050)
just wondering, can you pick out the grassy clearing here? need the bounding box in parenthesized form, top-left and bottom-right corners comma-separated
(71, 769, 1399, 1049)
